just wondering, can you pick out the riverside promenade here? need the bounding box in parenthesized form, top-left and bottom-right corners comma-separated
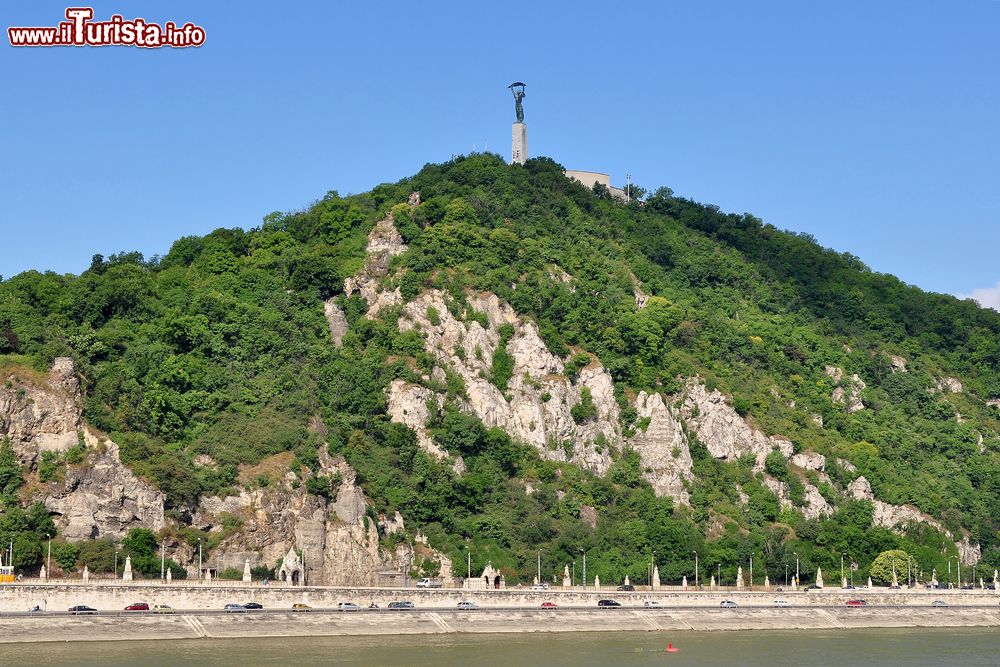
(2, 582, 999, 642)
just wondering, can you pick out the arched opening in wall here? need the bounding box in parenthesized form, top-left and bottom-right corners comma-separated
(292, 571, 300, 585)
(483, 576, 489, 587)
(494, 575, 501, 589)
(280, 571, 288, 582)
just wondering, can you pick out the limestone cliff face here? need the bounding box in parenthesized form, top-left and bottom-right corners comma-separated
(629, 391, 692, 504)
(45, 433, 166, 540)
(1, 358, 82, 463)
(680, 380, 793, 471)
(193, 453, 429, 586)
(342, 214, 408, 318)
(1, 358, 165, 540)
(847, 476, 979, 563)
(397, 289, 620, 477)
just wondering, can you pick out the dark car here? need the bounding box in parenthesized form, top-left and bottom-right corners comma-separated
(597, 599, 621, 607)
(243, 602, 264, 610)
(124, 602, 149, 612)
(224, 603, 246, 613)
(387, 601, 415, 609)
(805, 584, 822, 590)
(68, 605, 97, 614)
(616, 584, 635, 591)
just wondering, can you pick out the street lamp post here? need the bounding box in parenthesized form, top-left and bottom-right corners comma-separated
(160, 541, 165, 581)
(465, 546, 471, 580)
(693, 551, 699, 589)
(46, 534, 51, 577)
(537, 551, 541, 584)
(749, 553, 753, 592)
(718, 563, 722, 588)
(572, 560, 576, 588)
(581, 549, 587, 590)
(198, 539, 202, 582)
(841, 553, 846, 587)
(794, 552, 799, 586)
(115, 546, 120, 580)
(785, 563, 789, 587)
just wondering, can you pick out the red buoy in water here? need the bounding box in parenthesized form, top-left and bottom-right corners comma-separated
(665, 643, 680, 652)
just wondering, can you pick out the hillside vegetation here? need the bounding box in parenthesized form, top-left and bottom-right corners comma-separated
(2, 154, 999, 585)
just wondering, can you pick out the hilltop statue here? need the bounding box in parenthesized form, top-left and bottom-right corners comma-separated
(509, 82, 526, 123)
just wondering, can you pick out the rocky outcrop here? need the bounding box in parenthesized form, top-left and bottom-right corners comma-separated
(386, 379, 446, 460)
(342, 214, 408, 318)
(397, 289, 620, 477)
(936, 377, 964, 394)
(889, 355, 907, 373)
(847, 476, 975, 562)
(323, 299, 349, 347)
(826, 366, 866, 413)
(791, 452, 826, 471)
(1, 358, 82, 463)
(630, 391, 692, 504)
(679, 380, 793, 471)
(1, 358, 166, 540)
(45, 434, 166, 540)
(194, 454, 421, 586)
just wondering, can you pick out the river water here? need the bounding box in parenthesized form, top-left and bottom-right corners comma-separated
(1, 628, 998, 666)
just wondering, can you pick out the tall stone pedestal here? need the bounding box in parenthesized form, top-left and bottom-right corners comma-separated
(512, 123, 527, 164)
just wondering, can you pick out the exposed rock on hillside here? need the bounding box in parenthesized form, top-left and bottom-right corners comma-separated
(2, 358, 166, 540)
(847, 475, 977, 563)
(193, 454, 427, 586)
(1, 358, 82, 463)
(826, 366, 866, 413)
(343, 214, 408, 318)
(630, 391, 692, 504)
(680, 380, 793, 471)
(45, 433, 166, 540)
(323, 299, 349, 347)
(386, 379, 446, 460)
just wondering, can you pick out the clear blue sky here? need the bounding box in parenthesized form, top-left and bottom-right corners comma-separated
(3, 1, 999, 305)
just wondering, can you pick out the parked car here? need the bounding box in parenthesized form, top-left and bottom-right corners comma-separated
(291, 603, 312, 612)
(243, 602, 263, 610)
(843, 585, 856, 590)
(457, 601, 478, 610)
(773, 599, 790, 607)
(719, 600, 738, 608)
(597, 599, 621, 608)
(931, 600, 948, 607)
(338, 602, 362, 611)
(152, 605, 174, 614)
(224, 603, 246, 613)
(387, 601, 415, 609)
(643, 600, 663, 608)
(845, 599, 868, 607)
(541, 602, 558, 609)
(617, 584, 635, 591)
(530, 583, 549, 590)
(68, 605, 97, 615)
(124, 602, 149, 612)
(805, 584, 822, 591)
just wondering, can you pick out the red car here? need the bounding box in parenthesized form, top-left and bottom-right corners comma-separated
(541, 602, 558, 609)
(845, 599, 868, 607)
(124, 602, 149, 611)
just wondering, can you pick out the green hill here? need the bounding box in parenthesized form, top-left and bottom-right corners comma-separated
(2, 153, 999, 585)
